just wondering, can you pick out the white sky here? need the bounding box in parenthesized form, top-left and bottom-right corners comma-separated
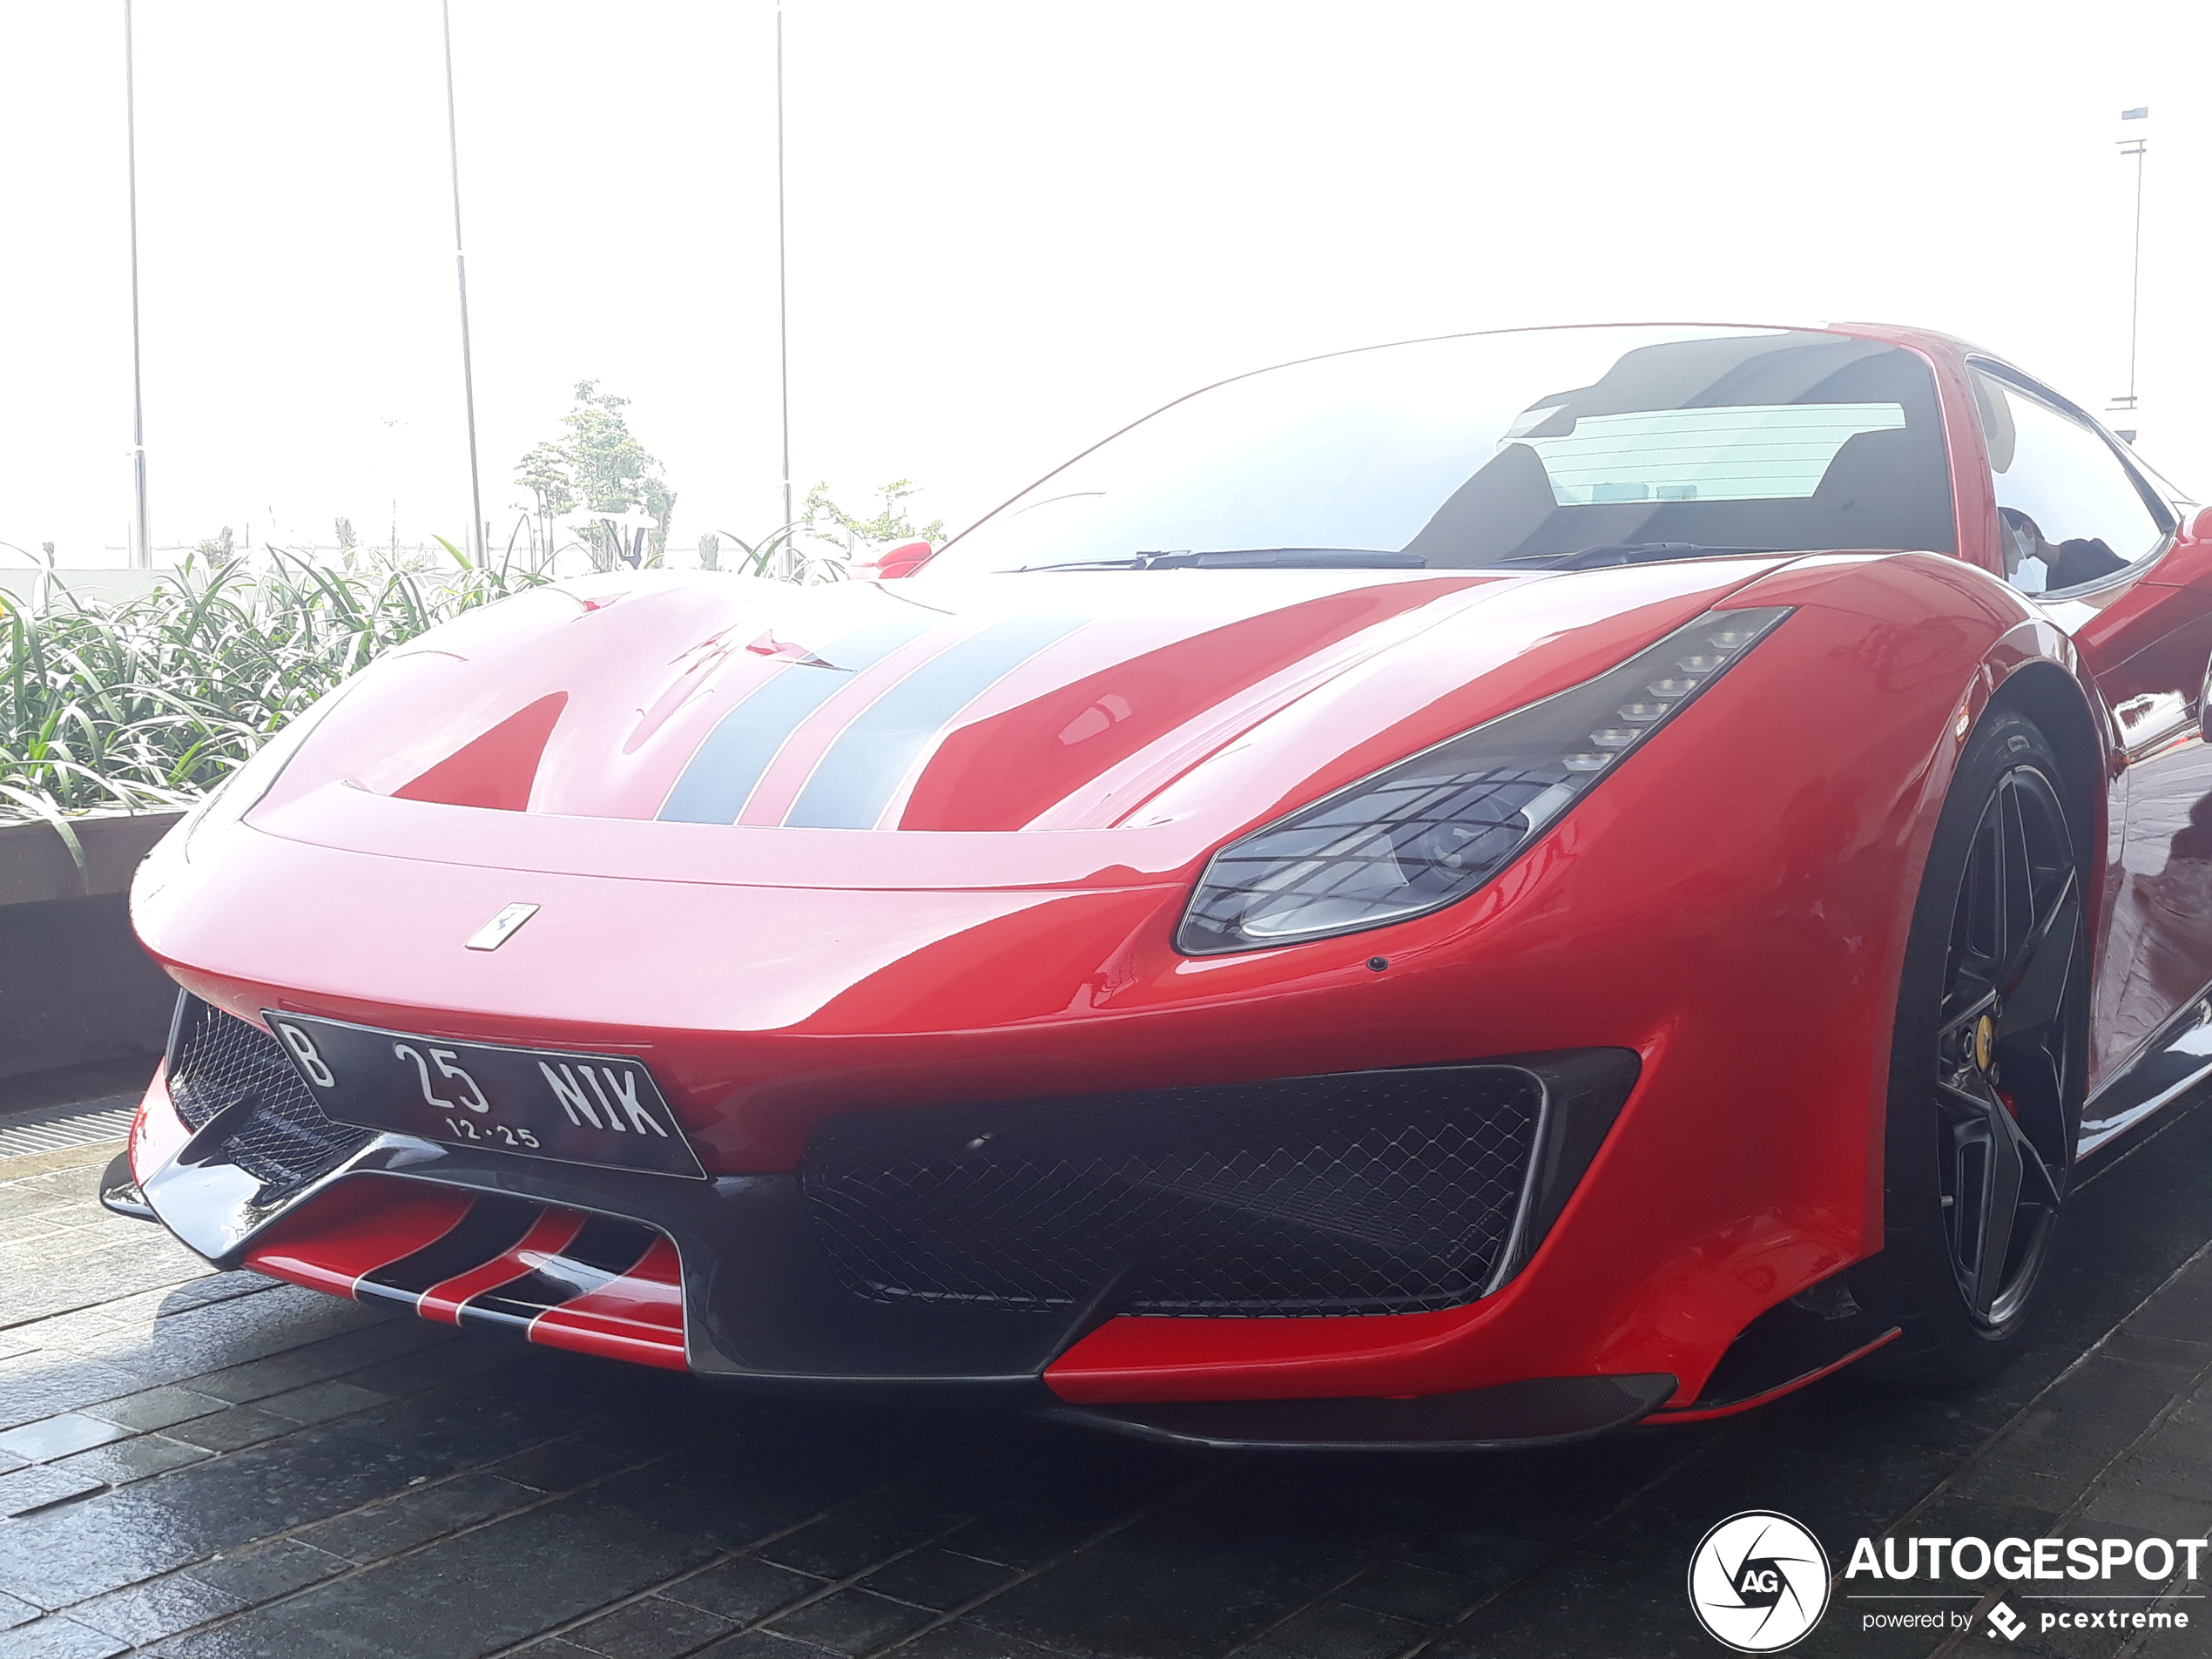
(1, 0, 2206, 566)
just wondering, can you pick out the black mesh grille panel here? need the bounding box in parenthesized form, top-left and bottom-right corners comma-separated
(799, 1067, 1544, 1317)
(167, 995, 371, 1194)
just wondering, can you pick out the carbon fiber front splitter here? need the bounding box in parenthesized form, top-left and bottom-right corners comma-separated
(1044, 1373, 1678, 1450)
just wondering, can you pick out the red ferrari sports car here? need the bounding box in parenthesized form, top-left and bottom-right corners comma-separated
(110, 322, 2212, 1448)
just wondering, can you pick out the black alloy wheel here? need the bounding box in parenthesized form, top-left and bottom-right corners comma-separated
(1932, 759, 2080, 1327)
(1855, 710, 2088, 1384)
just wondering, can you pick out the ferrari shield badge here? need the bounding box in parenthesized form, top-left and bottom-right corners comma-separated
(464, 902, 540, 952)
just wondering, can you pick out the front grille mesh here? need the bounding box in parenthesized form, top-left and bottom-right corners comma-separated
(167, 995, 370, 1194)
(799, 1067, 1543, 1317)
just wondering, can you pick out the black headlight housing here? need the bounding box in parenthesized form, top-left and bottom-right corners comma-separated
(1175, 605, 1792, 954)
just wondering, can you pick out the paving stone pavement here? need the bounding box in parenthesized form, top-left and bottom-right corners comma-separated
(3, 1079, 2212, 1659)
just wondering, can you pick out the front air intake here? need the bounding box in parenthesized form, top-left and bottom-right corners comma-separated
(798, 1065, 1546, 1317)
(166, 995, 371, 1195)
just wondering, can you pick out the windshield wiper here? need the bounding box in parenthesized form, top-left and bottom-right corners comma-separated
(1502, 542, 1779, 571)
(1015, 548, 1427, 572)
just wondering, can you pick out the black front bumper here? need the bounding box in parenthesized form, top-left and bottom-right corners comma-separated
(118, 1007, 1662, 1440)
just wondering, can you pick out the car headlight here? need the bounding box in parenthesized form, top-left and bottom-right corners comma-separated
(1175, 605, 1793, 954)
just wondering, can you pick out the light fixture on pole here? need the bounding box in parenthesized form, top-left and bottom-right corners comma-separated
(2110, 105, 2148, 440)
(442, 0, 487, 563)
(123, 0, 151, 569)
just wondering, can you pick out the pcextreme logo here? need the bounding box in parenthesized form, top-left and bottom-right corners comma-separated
(1688, 1511, 1831, 1652)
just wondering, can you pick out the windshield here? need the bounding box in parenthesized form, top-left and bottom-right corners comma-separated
(931, 326, 1954, 574)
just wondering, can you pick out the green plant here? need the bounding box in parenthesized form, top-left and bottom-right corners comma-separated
(707, 523, 806, 579)
(513, 381, 676, 570)
(0, 539, 547, 830)
(711, 481, 947, 586)
(801, 479, 944, 561)
(1, 475, 943, 832)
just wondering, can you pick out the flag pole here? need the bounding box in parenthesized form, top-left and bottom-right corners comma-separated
(124, 0, 151, 569)
(442, 0, 486, 562)
(2113, 106, 2148, 425)
(776, 3, 793, 546)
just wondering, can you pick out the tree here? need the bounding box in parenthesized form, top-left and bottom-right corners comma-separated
(799, 479, 944, 569)
(513, 442, 576, 570)
(510, 381, 675, 571)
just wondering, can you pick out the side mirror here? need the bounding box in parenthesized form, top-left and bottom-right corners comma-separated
(858, 540, 934, 580)
(2195, 506, 2212, 543)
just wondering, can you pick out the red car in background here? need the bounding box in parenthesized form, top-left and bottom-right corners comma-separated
(109, 322, 2212, 1447)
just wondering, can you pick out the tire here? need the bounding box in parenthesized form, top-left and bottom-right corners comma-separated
(1851, 708, 2089, 1385)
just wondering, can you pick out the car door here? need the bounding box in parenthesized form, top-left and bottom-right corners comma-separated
(1966, 365, 2210, 1093)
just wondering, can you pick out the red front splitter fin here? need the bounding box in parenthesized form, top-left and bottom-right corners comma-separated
(243, 1181, 687, 1372)
(1644, 1327, 1901, 1424)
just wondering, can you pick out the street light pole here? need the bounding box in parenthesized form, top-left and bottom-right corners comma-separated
(123, 0, 151, 569)
(442, 0, 486, 563)
(776, 3, 793, 546)
(2112, 106, 2148, 430)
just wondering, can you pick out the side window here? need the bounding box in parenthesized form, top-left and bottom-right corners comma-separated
(1973, 368, 2170, 596)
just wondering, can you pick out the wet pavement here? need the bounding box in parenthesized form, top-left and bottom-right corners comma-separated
(3, 1069, 2212, 1659)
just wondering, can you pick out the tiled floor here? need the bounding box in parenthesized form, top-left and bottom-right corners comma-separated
(3, 1082, 2211, 1659)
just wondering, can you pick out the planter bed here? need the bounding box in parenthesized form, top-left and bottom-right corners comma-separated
(0, 810, 185, 1086)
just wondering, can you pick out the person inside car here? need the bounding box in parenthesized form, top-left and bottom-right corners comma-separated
(2000, 506, 2128, 592)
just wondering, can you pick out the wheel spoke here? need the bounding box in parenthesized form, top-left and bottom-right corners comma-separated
(1995, 779, 2035, 973)
(1966, 819, 2001, 967)
(1937, 1075, 2002, 1119)
(1949, 1085, 2026, 1319)
(2005, 1103, 2065, 1213)
(1999, 867, 2078, 1029)
(1997, 1040, 2071, 1172)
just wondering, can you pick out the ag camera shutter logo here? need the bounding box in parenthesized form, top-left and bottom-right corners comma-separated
(1688, 1511, 1831, 1651)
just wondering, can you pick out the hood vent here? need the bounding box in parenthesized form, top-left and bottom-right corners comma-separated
(395, 691, 568, 813)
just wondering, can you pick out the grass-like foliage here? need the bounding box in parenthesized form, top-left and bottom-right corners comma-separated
(1, 539, 547, 828)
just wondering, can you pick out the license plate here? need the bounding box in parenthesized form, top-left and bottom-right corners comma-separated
(263, 1011, 706, 1180)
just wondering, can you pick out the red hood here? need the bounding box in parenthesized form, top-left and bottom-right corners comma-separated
(239, 560, 1800, 891)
